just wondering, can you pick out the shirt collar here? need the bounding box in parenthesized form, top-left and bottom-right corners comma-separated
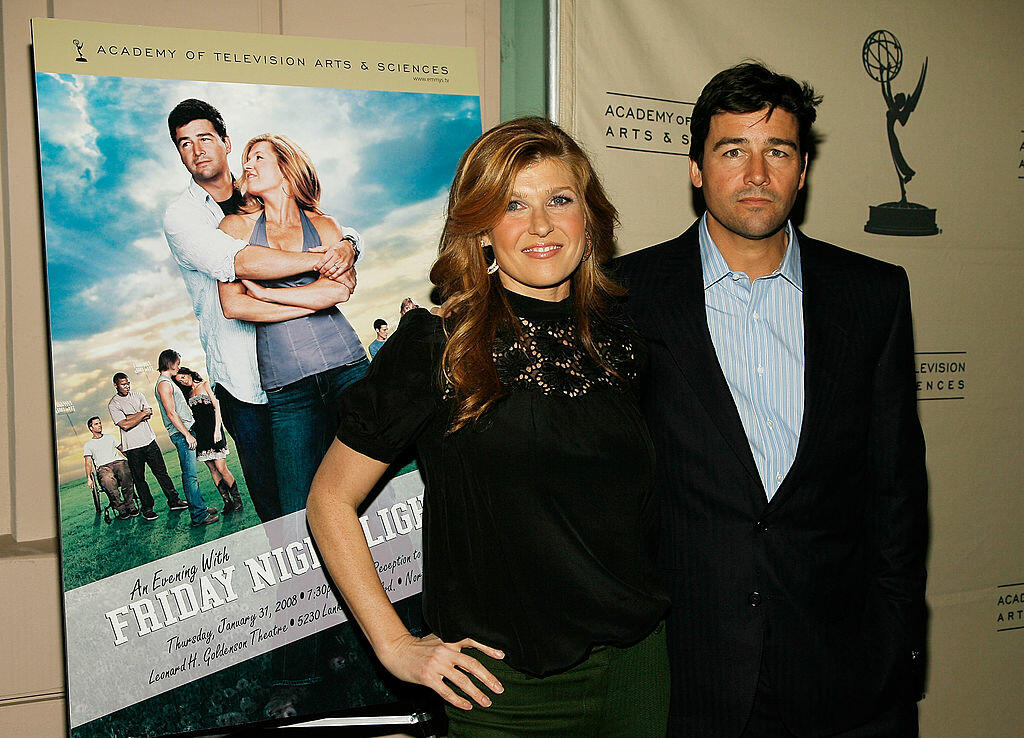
(187, 175, 239, 207)
(187, 176, 215, 204)
(504, 287, 573, 320)
(698, 212, 803, 292)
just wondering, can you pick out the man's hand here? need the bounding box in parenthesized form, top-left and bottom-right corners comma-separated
(142, 408, 153, 420)
(86, 477, 94, 490)
(185, 432, 197, 451)
(310, 240, 357, 290)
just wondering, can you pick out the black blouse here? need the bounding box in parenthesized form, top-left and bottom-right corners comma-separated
(336, 290, 667, 676)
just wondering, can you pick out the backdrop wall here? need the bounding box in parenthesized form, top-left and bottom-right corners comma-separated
(559, 1, 1023, 735)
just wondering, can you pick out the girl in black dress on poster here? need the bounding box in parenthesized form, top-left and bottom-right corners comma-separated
(173, 368, 242, 514)
(306, 118, 668, 736)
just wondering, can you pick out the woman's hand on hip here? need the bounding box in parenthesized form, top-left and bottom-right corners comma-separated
(378, 632, 504, 710)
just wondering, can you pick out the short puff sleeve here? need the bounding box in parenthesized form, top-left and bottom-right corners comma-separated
(336, 308, 446, 462)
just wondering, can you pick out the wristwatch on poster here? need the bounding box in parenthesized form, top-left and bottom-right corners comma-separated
(340, 234, 360, 260)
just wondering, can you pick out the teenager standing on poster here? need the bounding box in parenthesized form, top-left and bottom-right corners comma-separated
(163, 99, 361, 525)
(368, 318, 388, 358)
(155, 349, 218, 527)
(107, 372, 188, 521)
(307, 118, 670, 735)
(172, 366, 242, 515)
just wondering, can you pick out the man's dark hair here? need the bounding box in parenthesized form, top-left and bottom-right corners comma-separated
(689, 61, 822, 168)
(373, 319, 388, 331)
(167, 99, 227, 143)
(87, 416, 101, 427)
(157, 349, 181, 372)
(112, 372, 128, 384)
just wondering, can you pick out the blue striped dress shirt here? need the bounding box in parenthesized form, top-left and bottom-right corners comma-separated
(699, 214, 805, 500)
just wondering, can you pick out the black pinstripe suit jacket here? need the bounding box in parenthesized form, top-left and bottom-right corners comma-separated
(614, 222, 928, 737)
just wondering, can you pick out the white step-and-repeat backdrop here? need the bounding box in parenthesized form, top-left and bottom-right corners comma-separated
(558, 1, 1023, 734)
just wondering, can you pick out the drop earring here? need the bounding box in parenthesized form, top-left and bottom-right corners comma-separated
(581, 233, 593, 262)
(482, 238, 499, 274)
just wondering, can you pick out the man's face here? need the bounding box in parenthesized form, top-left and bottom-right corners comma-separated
(174, 119, 231, 183)
(114, 377, 131, 396)
(89, 419, 102, 435)
(377, 324, 389, 340)
(690, 107, 806, 243)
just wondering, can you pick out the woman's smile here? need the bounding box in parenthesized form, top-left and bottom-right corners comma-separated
(521, 242, 563, 257)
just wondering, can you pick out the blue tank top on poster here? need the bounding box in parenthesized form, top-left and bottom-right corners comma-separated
(250, 210, 365, 390)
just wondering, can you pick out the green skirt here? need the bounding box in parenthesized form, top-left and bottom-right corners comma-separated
(445, 622, 668, 737)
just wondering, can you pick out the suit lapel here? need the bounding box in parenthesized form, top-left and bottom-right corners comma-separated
(767, 234, 851, 511)
(648, 226, 763, 491)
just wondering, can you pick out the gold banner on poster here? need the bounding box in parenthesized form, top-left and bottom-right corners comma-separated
(32, 18, 477, 95)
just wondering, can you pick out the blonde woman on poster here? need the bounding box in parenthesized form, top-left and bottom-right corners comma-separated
(218, 133, 369, 517)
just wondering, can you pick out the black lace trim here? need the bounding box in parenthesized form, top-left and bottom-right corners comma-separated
(493, 313, 638, 396)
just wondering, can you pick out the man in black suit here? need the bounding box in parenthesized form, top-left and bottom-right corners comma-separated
(615, 63, 928, 737)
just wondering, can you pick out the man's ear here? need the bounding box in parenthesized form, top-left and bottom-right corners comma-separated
(689, 158, 703, 189)
(224, 135, 231, 154)
(798, 151, 808, 190)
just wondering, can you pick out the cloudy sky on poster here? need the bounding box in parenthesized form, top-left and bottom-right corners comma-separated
(37, 73, 480, 477)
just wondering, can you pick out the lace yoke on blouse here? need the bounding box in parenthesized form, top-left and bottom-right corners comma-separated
(492, 310, 640, 397)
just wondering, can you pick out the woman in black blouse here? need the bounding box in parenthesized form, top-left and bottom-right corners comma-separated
(307, 117, 668, 735)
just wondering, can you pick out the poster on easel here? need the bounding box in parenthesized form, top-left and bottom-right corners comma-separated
(32, 17, 481, 736)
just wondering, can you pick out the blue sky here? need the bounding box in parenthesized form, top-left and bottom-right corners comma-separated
(36, 73, 480, 475)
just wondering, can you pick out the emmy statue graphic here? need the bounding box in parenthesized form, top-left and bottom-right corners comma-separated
(862, 30, 939, 235)
(73, 38, 87, 62)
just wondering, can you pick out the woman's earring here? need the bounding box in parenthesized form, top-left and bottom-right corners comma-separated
(581, 233, 594, 262)
(482, 238, 499, 274)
